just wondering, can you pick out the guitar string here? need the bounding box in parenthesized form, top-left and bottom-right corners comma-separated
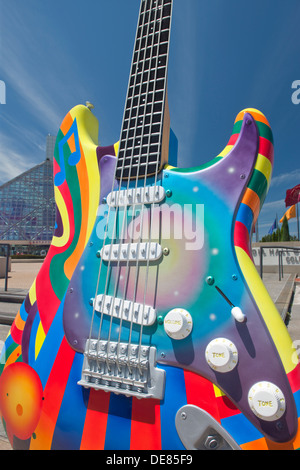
(136, 0, 173, 372)
(92, 0, 153, 373)
(87, 0, 171, 383)
(112, 0, 162, 375)
(103, 0, 170, 377)
(107, 2, 155, 373)
(106, 0, 171, 377)
(105, 0, 168, 375)
(87, 0, 146, 369)
(126, 0, 168, 374)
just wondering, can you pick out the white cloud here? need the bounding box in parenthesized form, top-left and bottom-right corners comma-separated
(270, 169, 300, 188)
(0, 131, 37, 184)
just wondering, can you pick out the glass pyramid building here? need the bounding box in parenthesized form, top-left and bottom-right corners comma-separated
(0, 136, 55, 243)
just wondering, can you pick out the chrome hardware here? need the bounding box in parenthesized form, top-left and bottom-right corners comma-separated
(93, 295, 156, 326)
(78, 339, 166, 400)
(175, 405, 240, 450)
(100, 242, 162, 263)
(107, 186, 165, 207)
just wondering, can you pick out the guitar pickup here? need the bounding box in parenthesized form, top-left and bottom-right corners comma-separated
(93, 295, 157, 326)
(100, 242, 162, 262)
(106, 186, 165, 207)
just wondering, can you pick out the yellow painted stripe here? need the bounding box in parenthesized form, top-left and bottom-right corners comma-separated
(254, 153, 272, 187)
(235, 108, 270, 127)
(52, 186, 70, 248)
(35, 321, 46, 360)
(114, 141, 120, 156)
(218, 144, 233, 158)
(235, 246, 296, 374)
(213, 384, 225, 398)
(69, 106, 100, 245)
(29, 279, 37, 306)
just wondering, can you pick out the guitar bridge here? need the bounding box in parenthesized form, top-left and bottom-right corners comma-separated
(78, 339, 166, 400)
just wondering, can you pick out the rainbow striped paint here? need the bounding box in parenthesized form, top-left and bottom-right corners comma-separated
(0, 105, 300, 450)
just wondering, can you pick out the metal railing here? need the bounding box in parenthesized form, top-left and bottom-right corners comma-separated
(259, 245, 300, 281)
(0, 244, 10, 291)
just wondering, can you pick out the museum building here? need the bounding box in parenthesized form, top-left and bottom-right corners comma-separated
(0, 135, 56, 255)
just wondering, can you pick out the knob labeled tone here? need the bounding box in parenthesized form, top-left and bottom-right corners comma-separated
(164, 309, 193, 340)
(248, 382, 286, 421)
(205, 338, 238, 373)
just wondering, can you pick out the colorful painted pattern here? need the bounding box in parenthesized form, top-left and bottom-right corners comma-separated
(0, 104, 115, 449)
(0, 106, 300, 450)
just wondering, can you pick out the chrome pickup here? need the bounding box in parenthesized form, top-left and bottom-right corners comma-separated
(107, 186, 165, 207)
(93, 294, 156, 326)
(78, 339, 166, 400)
(100, 242, 162, 263)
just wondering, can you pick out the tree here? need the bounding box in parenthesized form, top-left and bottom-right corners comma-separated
(281, 215, 290, 241)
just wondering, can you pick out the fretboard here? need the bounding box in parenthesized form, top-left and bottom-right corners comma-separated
(117, 0, 173, 180)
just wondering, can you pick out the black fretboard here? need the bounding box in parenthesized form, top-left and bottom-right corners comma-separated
(116, 0, 173, 180)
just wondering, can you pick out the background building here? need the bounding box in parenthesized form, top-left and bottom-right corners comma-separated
(0, 136, 56, 254)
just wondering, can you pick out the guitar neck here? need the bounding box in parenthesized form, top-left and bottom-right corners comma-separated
(117, 0, 173, 181)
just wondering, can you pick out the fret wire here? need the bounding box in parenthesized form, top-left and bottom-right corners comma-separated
(118, 0, 168, 174)
(125, 0, 161, 343)
(121, 0, 156, 183)
(118, 0, 167, 176)
(118, 0, 169, 353)
(117, 0, 172, 178)
(89, 0, 150, 354)
(116, 0, 151, 186)
(103, 0, 157, 362)
(117, 0, 153, 184)
(131, 0, 163, 178)
(139, 0, 168, 178)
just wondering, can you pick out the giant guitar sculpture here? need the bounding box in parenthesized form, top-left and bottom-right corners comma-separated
(1, 0, 300, 450)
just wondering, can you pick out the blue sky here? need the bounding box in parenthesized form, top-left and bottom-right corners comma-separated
(1, 0, 300, 238)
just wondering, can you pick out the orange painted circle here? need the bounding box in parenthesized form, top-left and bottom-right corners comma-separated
(0, 362, 43, 440)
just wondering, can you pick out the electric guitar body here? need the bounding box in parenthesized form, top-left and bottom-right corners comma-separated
(1, 0, 300, 451)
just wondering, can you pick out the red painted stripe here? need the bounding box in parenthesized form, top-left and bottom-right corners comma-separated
(36, 166, 75, 334)
(234, 221, 251, 258)
(184, 370, 220, 422)
(10, 321, 23, 345)
(30, 336, 75, 450)
(215, 394, 241, 420)
(259, 137, 274, 165)
(228, 133, 239, 146)
(130, 398, 161, 450)
(288, 362, 300, 394)
(80, 389, 110, 450)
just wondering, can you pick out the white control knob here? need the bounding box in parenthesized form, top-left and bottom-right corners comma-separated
(231, 306, 246, 323)
(205, 338, 238, 373)
(248, 382, 286, 422)
(164, 309, 193, 340)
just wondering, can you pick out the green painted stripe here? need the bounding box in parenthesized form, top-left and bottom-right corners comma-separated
(169, 157, 223, 173)
(248, 169, 268, 205)
(50, 130, 82, 301)
(233, 120, 273, 144)
(0, 342, 21, 375)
